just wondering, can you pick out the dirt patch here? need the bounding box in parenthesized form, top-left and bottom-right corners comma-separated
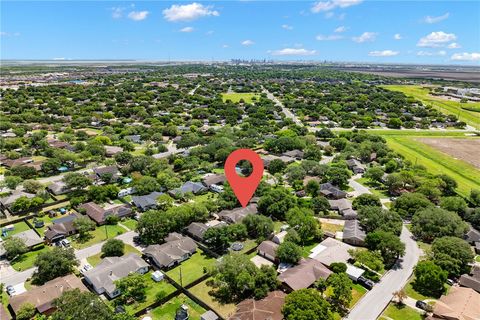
(417, 138, 480, 169)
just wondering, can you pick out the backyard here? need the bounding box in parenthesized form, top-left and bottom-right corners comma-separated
(149, 294, 207, 320)
(10, 245, 49, 271)
(86, 244, 141, 267)
(71, 224, 126, 249)
(166, 249, 217, 287)
(188, 278, 236, 318)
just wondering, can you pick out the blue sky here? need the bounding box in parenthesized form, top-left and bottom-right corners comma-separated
(1, 1, 479, 64)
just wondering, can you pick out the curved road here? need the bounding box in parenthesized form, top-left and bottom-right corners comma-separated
(346, 225, 420, 320)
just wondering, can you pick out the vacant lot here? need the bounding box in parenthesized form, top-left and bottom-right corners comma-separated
(221, 93, 260, 104)
(417, 138, 480, 169)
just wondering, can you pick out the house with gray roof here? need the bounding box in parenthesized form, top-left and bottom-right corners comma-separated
(0, 191, 35, 210)
(44, 214, 78, 243)
(218, 204, 258, 224)
(131, 191, 163, 212)
(168, 181, 207, 198)
(47, 181, 70, 195)
(143, 234, 197, 269)
(320, 183, 347, 199)
(343, 220, 366, 246)
(83, 254, 149, 298)
(346, 159, 366, 174)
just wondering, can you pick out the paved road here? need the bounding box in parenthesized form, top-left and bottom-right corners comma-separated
(0, 266, 36, 287)
(75, 230, 140, 260)
(348, 174, 371, 197)
(346, 225, 420, 320)
(262, 87, 304, 127)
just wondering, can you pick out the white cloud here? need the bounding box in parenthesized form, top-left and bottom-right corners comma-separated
(368, 50, 399, 57)
(127, 11, 149, 21)
(447, 42, 461, 49)
(423, 12, 449, 24)
(352, 32, 377, 43)
(451, 52, 480, 61)
(241, 40, 255, 46)
(205, 30, 214, 35)
(222, 44, 229, 48)
(163, 3, 219, 22)
(179, 27, 194, 33)
(417, 31, 456, 47)
(417, 50, 447, 56)
(282, 24, 293, 30)
(271, 48, 317, 56)
(0, 31, 20, 37)
(334, 26, 347, 33)
(394, 33, 402, 40)
(111, 7, 124, 19)
(311, 0, 363, 13)
(316, 34, 343, 41)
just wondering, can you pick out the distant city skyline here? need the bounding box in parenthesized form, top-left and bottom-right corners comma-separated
(1, 1, 479, 65)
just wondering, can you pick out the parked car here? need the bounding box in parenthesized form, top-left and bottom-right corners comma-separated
(81, 264, 93, 274)
(447, 279, 455, 286)
(358, 276, 374, 290)
(416, 300, 428, 311)
(6, 285, 15, 296)
(60, 239, 71, 248)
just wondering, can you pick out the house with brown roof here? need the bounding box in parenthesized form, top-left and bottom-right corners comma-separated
(202, 174, 226, 187)
(218, 204, 258, 224)
(9, 274, 88, 317)
(257, 240, 279, 263)
(459, 265, 480, 293)
(0, 191, 36, 210)
(1, 157, 33, 168)
(278, 258, 332, 291)
(44, 214, 78, 243)
(78, 202, 132, 225)
(229, 291, 286, 320)
(143, 234, 197, 269)
(427, 286, 480, 320)
(309, 238, 354, 267)
(343, 220, 366, 246)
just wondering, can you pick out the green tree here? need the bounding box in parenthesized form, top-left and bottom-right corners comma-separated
(73, 216, 96, 240)
(327, 272, 353, 309)
(41, 158, 62, 174)
(204, 226, 232, 253)
(52, 289, 114, 320)
(439, 196, 467, 215)
(32, 247, 78, 285)
(352, 194, 381, 210)
(258, 187, 297, 220)
(286, 207, 321, 244)
(365, 231, 405, 265)
(242, 214, 274, 240)
(101, 239, 125, 257)
(276, 241, 302, 264)
(412, 208, 468, 243)
(5, 175, 23, 190)
(391, 192, 433, 219)
(431, 236, 474, 277)
(412, 261, 447, 298)
(364, 166, 385, 184)
(282, 288, 333, 320)
(16, 303, 36, 320)
(330, 262, 347, 274)
(22, 180, 44, 194)
(115, 273, 148, 304)
(470, 189, 480, 206)
(268, 159, 287, 175)
(63, 172, 91, 190)
(349, 249, 384, 272)
(305, 180, 320, 197)
(358, 206, 402, 235)
(311, 196, 330, 215)
(3, 237, 28, 260)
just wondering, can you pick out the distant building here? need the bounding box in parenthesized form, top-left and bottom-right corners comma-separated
(44, 214, 78, 243)
(309, 237, 354, 267)
(168, 181, 207, 197)
(131, 191, 163, 212)
(78, 202, 133, 225)
(257, 240, 279, 262)
(343, 220, 366, 246)
(320, 183, 347, 199)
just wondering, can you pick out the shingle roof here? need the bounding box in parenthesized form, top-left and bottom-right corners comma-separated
(218, 204, 258, 224)
(0, 191, 35, 207)
(186, 222, 209, 240)
(278, 258, 332, 291)
(11, 229, 43, 247)
(258, 240, 279, 259)
(430, 287, 480, 320)
(229, 291, 286, 320)
(343, 220, 366, 241)
(202, 174, 226, 187)
(310, 238, 354, 267)
(131, 191, 163, 211)
(143, 235, 197, 268)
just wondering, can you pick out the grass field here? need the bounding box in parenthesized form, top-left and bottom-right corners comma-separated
(166, 250, 217, 286)
(382, 85, 480, 129)
(385, 136, 480, 197)
(71, 224, 126, 249)
(188, 278, 237, 318)
(380, 303, 425, 320)
(221, 92, 260, 104)
(11, 245, 49, 271)
(150, 294, 207, 320)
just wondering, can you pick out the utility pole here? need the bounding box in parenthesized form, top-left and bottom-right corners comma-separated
(179, 266, 183, 287)
(105, 224, 108, 240)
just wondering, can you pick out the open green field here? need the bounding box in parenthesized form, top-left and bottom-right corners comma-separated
(221, 92, 260, 104)
(150, 294, 207, 320)
(166, 250, 217, 286)
(385, 136, 480, 197)
(382, 85, 480, 129)
(71, 224, 126, 249)
(379, 303, 425, 320)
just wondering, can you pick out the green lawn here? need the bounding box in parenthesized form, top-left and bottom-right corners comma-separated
(355, 177, 390, 198)
(121, 218, 137, 231)
(350, 283, 367, 307)
(188, 278, 236, 319)
(321, 222, 343, 234)
(1, 221, 31, 239)
(193, 193, 217, 205)
(380, 303, 425, 320)
(382, 85, 480, 128)
(149, 294, 207, 320)
(87, 244, 141, 267)
(29, 212, 73, 236)
(273, 221, 286, 233)
(221, 92, 260, 104)
(71, 224, 126, 249)
(404, 276, 449, 301)
(10, 245, 49, 271)
(110, 273, 177, 315)
(476, 255, 480, 262)
(166, 250, 217, 287)
(385, 136, 480, 197)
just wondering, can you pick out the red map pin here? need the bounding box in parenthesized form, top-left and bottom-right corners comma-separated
(224, 149, 264, 207)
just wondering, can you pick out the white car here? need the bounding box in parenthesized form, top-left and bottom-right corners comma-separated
(81, 264, 93, 274)
(60, 239, 71, 247)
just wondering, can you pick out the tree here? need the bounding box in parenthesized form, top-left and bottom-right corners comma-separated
(411, 208, 468, 243)
(5, 175, 23, 189)
(242, 214, 274, 240)
(268, 159, 287, 175)
(437, 174, 458, 196)
(102, 239, 125, 257)
(312, 196, 330, 215)
(325, 166, 351, 189)
(364, 166, 385, 184)
(286, 208, 321, 244)
(388, 118, 402, 129)
(349, 249, 384, 272)
(431, 236, 474, 277)
(365, 231, 405, 265)
(114, 151, 133, 166)
(282, 289, 333, 320)
(204, 226, 232, 253)
(439, 196, 467, 215)
(327, 272, 353, 310)
(32, 247, 78, 285)
(258, 187, 296, 220)
(133, 176, 160, 195)
(156, 194, 174, 210)
(63, 172, 91, 190)
(358, 206, 402, 235)
(470, 189, 480, 206)
(52, 289, 113, 320)
(391, 192, 433, 219)
(3, 237, 28, 260)
(412, 261, 447, 298)
(41, 158, 62, 174)
(23, 180, 43, 194)
(315, 278, 328, 295)
(352, 194, 381, 209)
(305, 179, 320, 197)
(393, 289, 407, 305)
(73, 216, 96, 240)
(330, 262, 347, 274)
(277, 241, 302, 264)
(16, 303, 36, 320)
(115, 273, 148, 304)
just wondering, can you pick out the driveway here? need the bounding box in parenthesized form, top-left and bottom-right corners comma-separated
(346, 225, 420, 320)
(74, 230, 140, 260)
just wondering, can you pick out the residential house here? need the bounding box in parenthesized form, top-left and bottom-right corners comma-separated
(320, 183, 347, 199)
(343, 220, 366, 246)
(346, 159, 366, 174)
(143, 234, 197, 269)
(218, 204, 258, 224)
(459, 265, 480, 293)
(262, 155, 295, 168)
(278, 258, 332, 291)
(44, 214, 78, 243)
(83, 254, 149, 298)
(9, 274, 88, 316)
(346, 263, 365, 282)
(186, 222, 209, 241)
(0, 229, 43, 257)
(328, 199, 357, 219)
(427, 287, 480, 320)
(131, 191, 164, 212)
(105, 145, 124, 157)
(202, 174, 226, 188)
(272, 231, 288, 245)
(168, 181, 207, 197)
(1, 157, 33, 168)
(282, 149, 304, 160)
(309, 237, 354, 267)
(0, 191, 35, 210)
(124, 135, 142, 143)
(47, 181, 70, 195)
(93, 165, 120, 182)
(465, 226, 480, 244)
(78, 202, 133, 225)
(229, 291, 286, 320)
(257, 240, 278, 262)
(47, 139, 73, 150)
